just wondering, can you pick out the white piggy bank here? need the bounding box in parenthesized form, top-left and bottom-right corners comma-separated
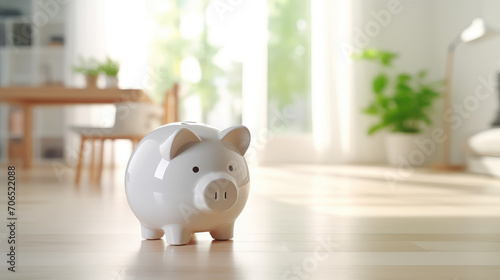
(125, 122, 251, 245)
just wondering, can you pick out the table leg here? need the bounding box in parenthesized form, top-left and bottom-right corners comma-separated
(97, 139, 104, 183)
(75, 136, 86, 185)
(89, 139, 96, 182)
(23, 104, 33, 169)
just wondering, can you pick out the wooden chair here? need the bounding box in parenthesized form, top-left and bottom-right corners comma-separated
(73, 83, 179, 185)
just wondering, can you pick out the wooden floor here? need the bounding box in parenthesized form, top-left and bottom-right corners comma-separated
(1, 164, 500, 279)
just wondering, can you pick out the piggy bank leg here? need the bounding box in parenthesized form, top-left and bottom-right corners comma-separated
(210, 222, 235, 241)
(141, 224, 164, 240)
(162, 224, 193, 245)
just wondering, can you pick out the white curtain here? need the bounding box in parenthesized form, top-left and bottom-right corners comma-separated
(247, 0, 372, 165)
(311, 0, 385, 164)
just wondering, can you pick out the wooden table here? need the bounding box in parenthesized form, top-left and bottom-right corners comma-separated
(0, 87, 151, 169)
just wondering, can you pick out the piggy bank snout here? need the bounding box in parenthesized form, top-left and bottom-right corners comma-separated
(194, 173, 238, 212)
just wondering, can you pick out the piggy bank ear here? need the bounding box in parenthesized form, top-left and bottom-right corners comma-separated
(160, 128, 201, 160)
(218, 125, 251, 155)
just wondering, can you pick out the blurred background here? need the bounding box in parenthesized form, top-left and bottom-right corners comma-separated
(1, 0, 500, 175)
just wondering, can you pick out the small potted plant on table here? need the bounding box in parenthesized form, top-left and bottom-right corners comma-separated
(73, 57, 100, 88)
(99, 57, 120, 88)
(353, 49, 442, 166)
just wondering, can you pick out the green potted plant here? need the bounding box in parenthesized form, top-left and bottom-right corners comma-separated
(73, 57, 100, 88)
(353, 49, 442, 166)
(99, 57, 120, 88)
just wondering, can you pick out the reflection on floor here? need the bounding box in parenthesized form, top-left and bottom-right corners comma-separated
(1, 164, 500, 279)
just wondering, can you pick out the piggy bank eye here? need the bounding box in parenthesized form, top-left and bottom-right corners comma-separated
(228, 165, 234, 172)
(192, 166, 199, 173)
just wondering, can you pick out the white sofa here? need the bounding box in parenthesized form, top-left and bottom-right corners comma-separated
(466, 128, 500, 177)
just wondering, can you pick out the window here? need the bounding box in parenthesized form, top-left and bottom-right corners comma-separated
(147, 0, 243, 127)
(268, 0, 311, 133)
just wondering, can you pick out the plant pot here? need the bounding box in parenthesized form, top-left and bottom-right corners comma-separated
(85, 75, 98, 88)
(104, 76, 118, 88)
(385, 133, 425, 167)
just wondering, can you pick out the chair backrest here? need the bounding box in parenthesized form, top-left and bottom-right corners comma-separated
(162, 83, 179, 124)
(111, 102, 163, 136)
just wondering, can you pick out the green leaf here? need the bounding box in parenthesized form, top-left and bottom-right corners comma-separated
(367, 123, 385, 135)
(362, 48, 379, 59)
(397, 74, 411, 83)
(363, 104, 378, 115)
(376, 94, 389, 109)
(380, 51, 397, 66)
(396, 83, 411, 92)
(352, 49, 378, 61)
(352, 49, 398, 67)
(373, 74, 388, 94)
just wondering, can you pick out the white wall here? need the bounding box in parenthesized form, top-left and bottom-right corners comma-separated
(349, 0, 500, 165)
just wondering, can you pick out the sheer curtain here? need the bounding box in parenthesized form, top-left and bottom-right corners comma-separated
(245, 0, 377, 164)
(311, 0, 384, 164)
